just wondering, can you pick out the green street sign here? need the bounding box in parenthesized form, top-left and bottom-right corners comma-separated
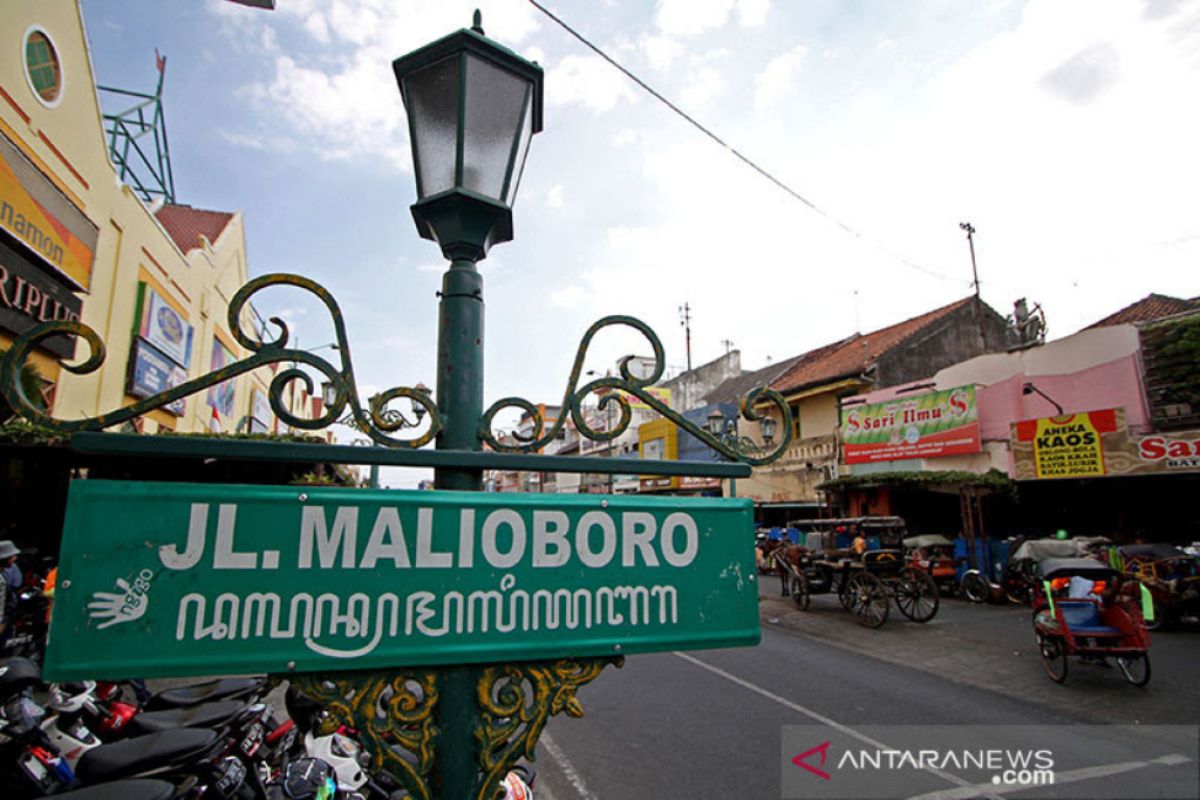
(45, 480, 761, 681)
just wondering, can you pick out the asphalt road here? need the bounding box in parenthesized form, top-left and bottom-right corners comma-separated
(531, 589, 1200, 800)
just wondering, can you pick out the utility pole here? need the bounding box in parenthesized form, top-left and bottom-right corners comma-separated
(720, 339, 734, 355)
(959, 222, 987, 350)
(679, 302, 693, 372)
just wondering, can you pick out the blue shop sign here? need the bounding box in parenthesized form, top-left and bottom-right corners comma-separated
(128, 337, 187, 416)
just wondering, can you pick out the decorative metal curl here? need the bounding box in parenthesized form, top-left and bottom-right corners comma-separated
(478, 315, 793, 465)
(0, 274, 441, 448)
(474, 656, 622, 800)
(288, 670, 438, 800)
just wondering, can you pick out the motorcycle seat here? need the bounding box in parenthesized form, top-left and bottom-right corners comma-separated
(75, 728, 222, 783)
(127, 700, 244, 735)
(38, 779, 176, 800)
(147, 676, 265, 709)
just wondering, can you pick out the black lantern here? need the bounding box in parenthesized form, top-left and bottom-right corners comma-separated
(393, 11, 544, 262)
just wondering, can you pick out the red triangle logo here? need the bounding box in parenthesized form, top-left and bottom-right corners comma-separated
(791, 741, 832, 780)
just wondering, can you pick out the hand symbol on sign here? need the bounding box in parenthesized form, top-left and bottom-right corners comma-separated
(88, 577, 150, 630)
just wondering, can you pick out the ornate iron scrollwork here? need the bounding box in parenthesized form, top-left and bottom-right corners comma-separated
(288, 671, 439, 800)
(474, 656, 623, 800)
(0, 274, 440, 448)
(479, 315, 793, 465)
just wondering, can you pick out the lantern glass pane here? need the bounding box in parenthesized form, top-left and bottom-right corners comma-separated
(405, 56, 461, 199)
(504, 94, 533, 204)
(462, 54, 530, 202)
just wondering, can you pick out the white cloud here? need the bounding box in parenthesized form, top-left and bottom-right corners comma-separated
(612, 129, 644, 146)
(244, 52, 410, 170)
(640, 34, 684, 71)
(547, 55, 638, 114)
(737, 0, 770, 28)
(545, 185, 565, 208)
(754, 44, 807, 110)
(680, 67, 725, 109)
(551, 285, 584, 308)
(656, 0, 735, 36)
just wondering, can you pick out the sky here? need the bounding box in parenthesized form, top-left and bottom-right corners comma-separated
(79, 0, 1200, 486)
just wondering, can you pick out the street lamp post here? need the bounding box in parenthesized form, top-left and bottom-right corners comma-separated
(392, 13, 542, 797)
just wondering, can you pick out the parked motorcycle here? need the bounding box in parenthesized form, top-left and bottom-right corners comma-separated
(0, 657, 267, 798)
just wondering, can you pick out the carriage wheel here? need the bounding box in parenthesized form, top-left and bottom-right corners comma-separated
(1117, 653, 1151, 687)
(837, 581, 853, 610)
(846, 573, 889, 628)
(961, 572, 991, 604)
(789, 573, 810, 611)
(1037, 634, 1068, 683)
(895, 568, 940, 623)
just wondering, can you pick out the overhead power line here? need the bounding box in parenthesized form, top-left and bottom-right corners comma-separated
(526, 0, 964, 285)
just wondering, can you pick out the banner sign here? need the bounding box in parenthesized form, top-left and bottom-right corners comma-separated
(841, 386, 980, 464)
(0, 133, 97, 290)
(137, 283, 193, 368)
(206, 337, 236, 418)
(251, 388, 273, 434)
(1013, 409, 1200, 479)
(0, 236, 82, 358)
(44, 481, 760, 681)
(127, 338, 187, 416)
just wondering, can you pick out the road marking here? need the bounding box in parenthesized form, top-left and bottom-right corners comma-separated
(908, 753, 1194, 800)
(672, 651, 1004, 800)
(540, 731, 598, 800)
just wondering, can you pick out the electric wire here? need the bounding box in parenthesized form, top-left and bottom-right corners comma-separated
(527, 0, 965, 285)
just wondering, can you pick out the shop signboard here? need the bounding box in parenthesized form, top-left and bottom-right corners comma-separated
(127, 338, 187, 416)
(250, 388, 273, 434)
(206, 337, 236, 418)
(44, 481, 759, 681)
(0, 133, 97, 290)
(0, 236, 82, 358)
(1012, 408, 1200, 479)
(841, 386, 980, 464)
(137, 283, 193, 368)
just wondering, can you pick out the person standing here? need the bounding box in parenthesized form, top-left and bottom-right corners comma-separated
(0, 540, 19, 647)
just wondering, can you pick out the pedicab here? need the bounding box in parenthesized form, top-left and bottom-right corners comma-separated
(773, 516, 939, 628)
(1031, 557, 1154, 686)
(902, 534, 959, 594)
(1116, 543, 1200, 630)
(1003, 535, 1111, 604)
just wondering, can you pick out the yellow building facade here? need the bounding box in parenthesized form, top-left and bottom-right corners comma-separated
(0, 2, 297, 434)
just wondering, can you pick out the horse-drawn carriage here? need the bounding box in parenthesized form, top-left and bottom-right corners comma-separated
(773, 516, 940, 628)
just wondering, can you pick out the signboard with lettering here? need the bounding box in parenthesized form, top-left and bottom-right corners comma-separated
(1012, 408, 1200, 479)
(841, 386, 980, 464)
(127, 338, 187, 416)
(44, 481, 759, 681)
(250, 388, 273, 434)
(0, 236, 82, 358)
(0, 134, 97, 290)
(137, 283, 193, 368)
(206, 337, 236, 418)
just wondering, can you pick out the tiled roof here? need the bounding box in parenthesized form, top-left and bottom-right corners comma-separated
(1085, 293, 1200, 329)
(706, 353, 811, 405)
(155, 204, 235, 253)
(772, 297, 976, 395)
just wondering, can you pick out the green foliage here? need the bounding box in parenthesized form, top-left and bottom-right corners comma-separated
(0, 348, 48, 422)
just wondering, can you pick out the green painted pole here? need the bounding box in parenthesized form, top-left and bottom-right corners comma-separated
(432, 254, 485, 799)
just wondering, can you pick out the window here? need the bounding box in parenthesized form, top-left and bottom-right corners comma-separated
(24, 28, 63, 106)
(791, 403, 802, 440)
